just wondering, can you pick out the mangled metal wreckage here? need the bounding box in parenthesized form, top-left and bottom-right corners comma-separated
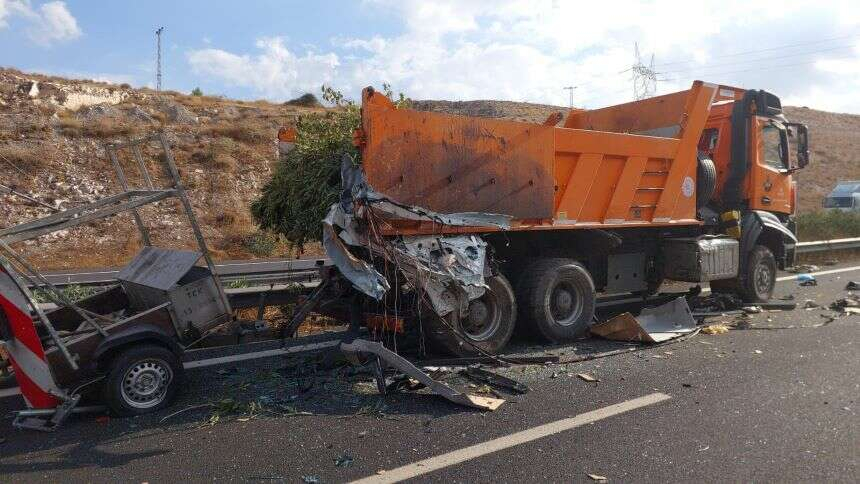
(323, 158, 513, 356)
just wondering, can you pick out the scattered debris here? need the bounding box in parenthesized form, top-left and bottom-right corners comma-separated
(577, 373, 599, 382)
(334, 454, 354, 467)
(700, 324, 730, 335)
(788, 264, 819, 274)
(803, 300, 820, 309)
(341, 339, 504, 411)
(753, 350, 763, 354)
(591, 297, 697, 343)
(302, 475, 321, 483)
(846, 281, 859, 291)
(461, 367, 530, 394)
(159, 403, 214, 423)
(798, 274, 817, 286)
(743, 306, 762, 314)
(587, 473, 608, 481)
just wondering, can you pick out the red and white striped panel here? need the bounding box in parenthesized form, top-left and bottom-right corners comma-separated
(0, 263, 60, 409)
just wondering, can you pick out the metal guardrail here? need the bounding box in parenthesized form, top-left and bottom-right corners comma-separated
(796, 237, 860, 254)
(36, 237, 860, 289)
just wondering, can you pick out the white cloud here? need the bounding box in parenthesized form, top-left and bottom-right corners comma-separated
(188, 0, 860, 111)
(0, 0, 81, 45)
(187, 37, 339, 99)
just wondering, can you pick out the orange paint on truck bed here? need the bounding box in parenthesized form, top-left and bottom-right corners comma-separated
(357, 81, 719, 235)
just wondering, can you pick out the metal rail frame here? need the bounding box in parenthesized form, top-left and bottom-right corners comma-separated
(0, 131, 233, 372)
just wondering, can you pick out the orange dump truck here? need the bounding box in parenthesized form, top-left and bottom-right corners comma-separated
(332, 81, 809, 356)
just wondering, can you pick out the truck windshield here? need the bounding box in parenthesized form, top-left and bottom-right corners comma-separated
(762, 124, 785, 170)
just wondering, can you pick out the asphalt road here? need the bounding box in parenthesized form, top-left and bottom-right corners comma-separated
(1, 263, 858, 483)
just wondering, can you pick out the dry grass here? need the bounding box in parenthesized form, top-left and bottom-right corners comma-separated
(0, 143, 54, 172)
(206, 121, 271, 144)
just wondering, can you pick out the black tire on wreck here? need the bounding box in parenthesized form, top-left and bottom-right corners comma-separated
(422, 274, 516, 357)
(102, 344, 183, 416)
(516, 258, 596, 342)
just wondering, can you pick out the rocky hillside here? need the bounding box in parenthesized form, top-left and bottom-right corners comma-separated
(1, 69, 857, 269)
(0, 68, 326, 269)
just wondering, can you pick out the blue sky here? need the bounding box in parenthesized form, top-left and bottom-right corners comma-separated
(3, 1, 860, 112)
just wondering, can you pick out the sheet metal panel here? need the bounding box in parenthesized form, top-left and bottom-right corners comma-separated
(116, 247, 202, 291)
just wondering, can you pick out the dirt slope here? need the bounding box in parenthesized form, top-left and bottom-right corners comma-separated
(0, 68, 325, 269)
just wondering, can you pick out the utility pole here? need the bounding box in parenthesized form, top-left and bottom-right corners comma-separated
(155, 27, 164, 91)
(563, 86, 577, 109)
(631, 42, 657, 100)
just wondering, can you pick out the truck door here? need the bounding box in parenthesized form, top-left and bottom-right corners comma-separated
(749, 117, 792, 214)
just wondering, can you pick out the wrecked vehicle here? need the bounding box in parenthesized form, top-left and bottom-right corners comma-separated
(321, 81, 810, 357)
(0, 134, 235, 430)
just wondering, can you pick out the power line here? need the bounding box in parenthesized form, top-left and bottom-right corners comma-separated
(661, 53, 858, 83)
(659, 44, 857, 74)
(653, 33, 860, 68)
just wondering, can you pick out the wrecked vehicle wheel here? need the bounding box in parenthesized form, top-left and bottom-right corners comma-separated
(517, 259, 595, 342)
(102, 345, 183, 417)
(423, 274, 516, 357)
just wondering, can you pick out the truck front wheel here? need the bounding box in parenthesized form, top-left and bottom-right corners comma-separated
(517, 259, 595, 342)
(712, 244, 776, 303)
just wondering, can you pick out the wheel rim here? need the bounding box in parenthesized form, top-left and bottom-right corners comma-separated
(461, 291, 501, 342)
(753, 262, 773, 297)
(120, 358, 173, 409)
(550, 280, 583, 326)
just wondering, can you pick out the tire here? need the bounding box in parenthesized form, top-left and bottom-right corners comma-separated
(422, 274, 516, 357)
(102, 344, 183, 416)
(516, 258, 596, 342)
(697, 155, 717, 210)
(711, 245, 776, 303)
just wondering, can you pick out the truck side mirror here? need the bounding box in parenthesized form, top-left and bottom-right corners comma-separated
(787, 122, 809, 169)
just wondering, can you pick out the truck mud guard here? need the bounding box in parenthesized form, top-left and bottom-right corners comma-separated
(739, 210, 797, 270)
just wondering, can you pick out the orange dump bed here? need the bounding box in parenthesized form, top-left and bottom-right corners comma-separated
(357, 81, 728, 235)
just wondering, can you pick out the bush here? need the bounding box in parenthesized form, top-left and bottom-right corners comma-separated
(242, 231, 279, 256)
(796, 210, 860, 241)
(191, 87, 203, 96)
(285, 93, 322, 108)
(251, 86, 360, 248)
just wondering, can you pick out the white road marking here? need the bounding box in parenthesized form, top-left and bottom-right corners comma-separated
(775, 265, 860, 282)
(181, 340, 341, 369)
(698, 264, 860, 294)
(350, 392, 671, 484)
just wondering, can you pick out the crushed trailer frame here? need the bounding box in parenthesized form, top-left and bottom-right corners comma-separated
(0, 133, 233, 430)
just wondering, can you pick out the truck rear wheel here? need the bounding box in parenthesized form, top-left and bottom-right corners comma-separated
(422, 274, 516, 357)
(711, 244, 776, 303)
(517, 259, 595, 342)
(102, 344, 183, 416)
